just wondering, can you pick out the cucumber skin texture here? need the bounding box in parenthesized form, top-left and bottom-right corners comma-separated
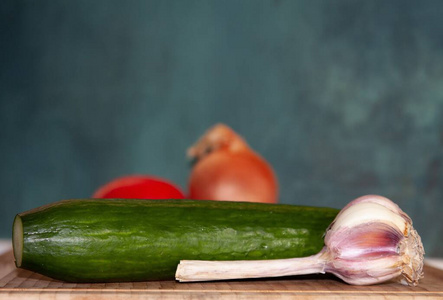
(15, 199, 339, 282)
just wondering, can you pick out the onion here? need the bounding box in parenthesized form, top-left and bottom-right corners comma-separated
(188, 124, 278, 203)
(176, 195, 425, 286)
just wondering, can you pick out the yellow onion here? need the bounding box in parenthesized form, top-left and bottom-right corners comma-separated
(176, 195, 424, 286)
(187, 124, 278, 203)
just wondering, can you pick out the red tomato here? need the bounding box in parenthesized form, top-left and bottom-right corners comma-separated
(187, 124, 278, 203)
(92, 175, 185, 199)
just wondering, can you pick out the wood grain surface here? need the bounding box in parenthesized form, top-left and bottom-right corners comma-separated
(0, 250, 442, 299)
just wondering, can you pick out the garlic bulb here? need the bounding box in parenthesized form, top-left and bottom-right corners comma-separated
(175, 195, 424, 286)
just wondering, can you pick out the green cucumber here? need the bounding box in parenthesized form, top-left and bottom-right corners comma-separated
(13, 199, 339, 282)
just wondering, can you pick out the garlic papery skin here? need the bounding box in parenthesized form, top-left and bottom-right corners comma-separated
(323, 195, 424, 286)
(327, 197, 407, 234)
(175, 195, 424, 286)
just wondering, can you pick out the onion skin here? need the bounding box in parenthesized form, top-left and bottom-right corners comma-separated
(188, 124, 278, 203)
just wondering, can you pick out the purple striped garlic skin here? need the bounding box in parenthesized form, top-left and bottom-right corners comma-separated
(175, 195, 424, 286)
(322, 195, 424, 286)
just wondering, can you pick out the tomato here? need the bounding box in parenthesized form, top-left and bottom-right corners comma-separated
(187, 124, 278, 203)
(92, 175, 185, 199)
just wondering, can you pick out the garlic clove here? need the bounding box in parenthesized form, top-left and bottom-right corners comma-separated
(328, 195, 408, 235)
(324, 195, 424, 286)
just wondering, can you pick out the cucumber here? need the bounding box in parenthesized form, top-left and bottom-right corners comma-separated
(13, 199, 339, 282)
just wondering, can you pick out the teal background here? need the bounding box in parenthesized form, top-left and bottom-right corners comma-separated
(1, 1, 442, 256)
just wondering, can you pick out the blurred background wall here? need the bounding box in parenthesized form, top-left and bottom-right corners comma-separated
(1, 1, 442, 256)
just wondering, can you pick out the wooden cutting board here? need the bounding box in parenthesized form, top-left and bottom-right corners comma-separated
(0, 250, 442, 299)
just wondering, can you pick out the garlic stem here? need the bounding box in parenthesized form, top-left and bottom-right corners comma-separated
(175, 195, 425, 286)
(177, 252, 327, 282)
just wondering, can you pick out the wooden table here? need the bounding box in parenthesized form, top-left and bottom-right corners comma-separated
(1, 249, 443, 299)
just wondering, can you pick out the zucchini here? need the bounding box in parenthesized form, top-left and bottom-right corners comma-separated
(13, 199, 339, 282)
